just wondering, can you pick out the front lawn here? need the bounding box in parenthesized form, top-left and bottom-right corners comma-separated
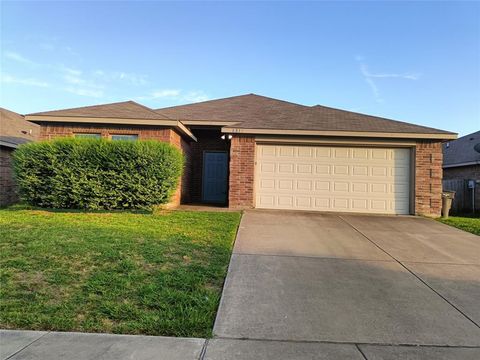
(438, 215, 480, 236)
(0, 206, 241, 337)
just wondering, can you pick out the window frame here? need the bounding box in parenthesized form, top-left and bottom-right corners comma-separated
(110, 134, 139, 141)
(74, 133, 102, 139)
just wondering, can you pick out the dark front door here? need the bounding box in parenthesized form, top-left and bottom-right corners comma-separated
(202, 151, 228, 204)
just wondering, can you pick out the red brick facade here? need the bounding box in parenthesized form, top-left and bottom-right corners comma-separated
(0, 147, 19, 206)
(415, 140, 443, 217)
(229, 135, 256, 208)
(227, 137, 445, 216)
(35, 123, 446, 216)
(168, 130, 192, 205)
(39, 123, 172, 142)
(38, 123, 192, 206)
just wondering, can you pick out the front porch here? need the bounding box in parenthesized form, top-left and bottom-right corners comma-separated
(183, 128, 230, 206)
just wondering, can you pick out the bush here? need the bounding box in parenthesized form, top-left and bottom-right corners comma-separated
(13, 138, 184, 210)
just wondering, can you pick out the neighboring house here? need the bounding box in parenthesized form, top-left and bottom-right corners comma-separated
(25, 94, 456, 217)
(0, 108, 40, 206)
(443, 130, 480, 212)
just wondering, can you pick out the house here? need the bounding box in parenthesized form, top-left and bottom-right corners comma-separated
(443, 130, 480, 212)
(0, 108, 40, 206)
(25, 94, 456, 217)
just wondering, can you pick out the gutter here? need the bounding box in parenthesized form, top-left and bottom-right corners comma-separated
(0, 140, 19, 149)
(443, 161, 480, 168)
(221, 127, 458, 140)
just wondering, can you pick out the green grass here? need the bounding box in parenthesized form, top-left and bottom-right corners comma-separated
(0, 205, 241, 337)
(438, 215, 480, 236)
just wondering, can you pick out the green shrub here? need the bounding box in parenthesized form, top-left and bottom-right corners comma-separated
(13, 138, 184, 210)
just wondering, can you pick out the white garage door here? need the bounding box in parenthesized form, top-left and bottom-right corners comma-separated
(255, 144, 411, 214)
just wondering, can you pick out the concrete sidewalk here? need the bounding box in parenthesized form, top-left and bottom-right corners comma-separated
(3, 330, 480, 360)
(1, 330, 205, 360)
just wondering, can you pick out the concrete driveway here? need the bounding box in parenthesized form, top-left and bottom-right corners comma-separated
(213, 210, 480, 358)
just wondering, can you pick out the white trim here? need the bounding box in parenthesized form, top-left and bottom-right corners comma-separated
(181, 120, 239, 126)
(25, 115, 197, 141)
(255, 136, 416, 147)
(222, 127, 457, 140)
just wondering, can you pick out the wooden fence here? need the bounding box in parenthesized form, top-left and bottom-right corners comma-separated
(442, 179, 479, 214)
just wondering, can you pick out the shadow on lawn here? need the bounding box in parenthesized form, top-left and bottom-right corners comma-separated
(3, 203, 154, 215)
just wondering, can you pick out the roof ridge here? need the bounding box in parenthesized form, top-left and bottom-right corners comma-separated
(247, 93, 310, 108)
(125, 100, 171, 119)
(27, 100, 135, 116)
(154, 93, 255, 111)
(312, 104, 456, 135)
(1, 107, 25, 117)
(154, 93, 308, 112)
(27, 100, 172, 120)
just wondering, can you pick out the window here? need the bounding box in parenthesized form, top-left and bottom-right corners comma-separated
(111, 134, 138, 141)
(74, 133, 101, 138)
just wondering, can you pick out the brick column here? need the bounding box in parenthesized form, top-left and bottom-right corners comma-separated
(415, 140, 443, 217)
(167, 130, 192, 206)
(229, 135, 255, 208)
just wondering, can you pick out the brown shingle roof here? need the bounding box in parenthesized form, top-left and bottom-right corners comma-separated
(443, 130, 480, 167)
(29, 101, 171, 120)
(156, 94, 455, 135)
(0, 108, 39, 146)
(156, 94, 308, 123)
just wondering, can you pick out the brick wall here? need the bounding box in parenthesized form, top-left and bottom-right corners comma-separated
(39, 123, 172, 142)
(229, 135, 255, 208)
(415, 140, 443, 217)
(168, 130, 192, 205)
(0, 147, 18, 206)
(227, 137, 445, 215)
(38, 123, 192, 207)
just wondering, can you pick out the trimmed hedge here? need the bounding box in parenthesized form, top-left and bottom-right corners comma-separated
(13, 138, 184, 210)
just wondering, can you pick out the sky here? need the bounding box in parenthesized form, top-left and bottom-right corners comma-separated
(1, 1, 479, 136)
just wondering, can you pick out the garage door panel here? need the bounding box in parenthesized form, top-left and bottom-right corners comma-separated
(333, 198, 349, 209)
(297, 180, 312, 191)
(315, 181, 330, 191)
(256, 145, 411, 215)
(315, 165, 330, 175)
(279, 147, 295, 157)
(298, 147, 314, 157)
(352, 199, 368, 210)
(278, 196, 293, 207)
(371, 199, 388, 211)
(353, 166, 368, 176)
(297, 164, 313, 174)
(278, 179, 294, 190)
(333, 182, 349, 192)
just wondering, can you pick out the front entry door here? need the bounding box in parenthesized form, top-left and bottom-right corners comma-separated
(202, 151, 228, 204)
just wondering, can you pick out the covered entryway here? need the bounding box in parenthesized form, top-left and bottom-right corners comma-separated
(255, 144, 411, 214)
(202, 151, 229, 204)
